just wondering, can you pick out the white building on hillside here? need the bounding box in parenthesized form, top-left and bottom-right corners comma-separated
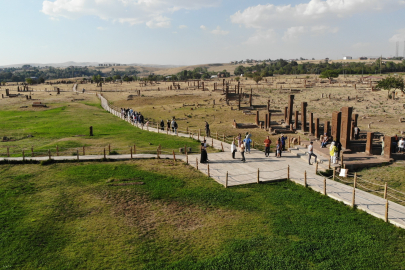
(343, 56, 353, 60)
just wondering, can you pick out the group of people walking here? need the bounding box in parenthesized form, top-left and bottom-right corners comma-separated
(121, 108, 144, 125)
(160, 118, 178, 134)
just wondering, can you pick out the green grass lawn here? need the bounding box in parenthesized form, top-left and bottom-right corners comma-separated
(0, 102, 202, 157)
(1, 160, 404, 269)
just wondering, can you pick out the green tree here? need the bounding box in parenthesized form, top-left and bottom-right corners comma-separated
(376, 76, 405, 97)
(25, 78, 34, 85)
(320, 70, 339, 80)
(235, 77, 240, 82)
(253, 76, 263, 84)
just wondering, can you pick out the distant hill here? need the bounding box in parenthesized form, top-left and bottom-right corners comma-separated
(0, 61, 184, 69)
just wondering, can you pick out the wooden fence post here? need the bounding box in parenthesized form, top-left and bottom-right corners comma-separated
(208, 164, 210, 177)
(77, 149, 79, 160)
(108, 144, 111, 154)
(104, 148, 106, 159)
(211, 138, 213, 147)
(186, 152, 188, 164)
(173, 150, 176, 162)
(333, 167, 336, 181)
(56, 145, 59, 156)
(221, 143, 224, 152)
(196, 158, 198, 170)
(352, 173, 357, 208)
(225, 171, 228, 188)
(298, 136, 301, 145)
(7, 147, 9, 157)
(48, 149, 51, 160)
(385, 200, 389, 223)
(384, 183, 387, 199)
(252, 140, 255, 148)
(83, 146, 85, 156)
(130, 148, 133, 159)
(304, 171, 307, 187)
(31, 147, 34, 157)
(157, 147, 160, 159)
(198, 131, 200, 141)
(257, 168, 260, 184)
(324, 178, 327, 195)
(340, 153, 344, 167)
(22, 150, 25, 161)
(315, 162, 318, 175)
(134, 144, 136, 154)
(328, 158, 331, 170)
(288, 138, 291, 149)
(287, 165, 290, 179)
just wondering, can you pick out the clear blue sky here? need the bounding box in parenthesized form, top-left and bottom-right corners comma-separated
(1, 0, 405, 66)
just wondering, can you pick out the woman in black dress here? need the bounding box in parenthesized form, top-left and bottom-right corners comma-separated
(200, 143, 208, 163)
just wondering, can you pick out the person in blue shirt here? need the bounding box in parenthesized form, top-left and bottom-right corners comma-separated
(281, 134, 287, 151)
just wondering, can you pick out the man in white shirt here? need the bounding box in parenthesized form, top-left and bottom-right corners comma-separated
(398, 138, 404, 153)
(308, 141, 317, 165)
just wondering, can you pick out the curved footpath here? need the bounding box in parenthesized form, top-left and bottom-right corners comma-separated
(1, 92, 404, 229)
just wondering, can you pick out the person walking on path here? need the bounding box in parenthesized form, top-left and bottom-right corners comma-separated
(231, 140, 237, 159)
(308, 141, 317, 165)
(276, 138, 281, 158)
(281, 135, 287, 151)
(205, 121, 210, 137)
(240, 142, 246, 162)
(173, 121, 178, 135)
(398, 137, 404, 153)
(330, 142, 338, 164)
(354, 126, 360, 140)
(237, 133, 242, 148)
(166, 120, 170, 132)
(200, 143, 208, 163)
(160, 120, 164, 131)
(171, 119, 175, 133)
(264, 136, 271, 157)
(244, 132, 252, 153)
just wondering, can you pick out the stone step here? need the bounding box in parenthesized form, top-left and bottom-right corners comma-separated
(289, 146, 336, 172)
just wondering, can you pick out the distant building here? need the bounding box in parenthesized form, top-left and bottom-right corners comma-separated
(359, 57, 368, 60)
(343, 56, 352, 60)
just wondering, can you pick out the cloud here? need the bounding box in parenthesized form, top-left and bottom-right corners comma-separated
(244, 29, 278, 45)
(179, 25, 187, 29)
(42, 0, 219, 28)
(310, 25, 339, 35)
(211, 26, 229, 35)
(97, 26, 106, 31)
(282, 26, 306, 41)
(200, 25, 206, 30)
(389, 28, 405, 42)
(230, 0, 403, 29)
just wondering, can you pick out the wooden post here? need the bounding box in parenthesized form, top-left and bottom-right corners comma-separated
(130, 148, 133, 159)
(7, 147, 9, 157)
(186, 152, 188, 164)
(48, 149, 51, 160)
(187, 126, 189, 133)
(157, 124, 159, 133)
(173, 150, 176, 162)
(31, 147, 34, 157)
(257, 168, 260, 184)
(385, 200, 389, 223)
(104, 148, 106, 159)
(208, 164, 210, 177)
(252, 140, 255, 148)
(223, 134, 225, 142)
(109, 144, 111, 154)
(221, 143, 224, 152)
(198, 131, 200, 141)
(328, 158, 331, 170)
(287, 165, 290, 179)
(341, 153, 344, 167)
(56, 145, 59, 156)
(288, 138, 290, 149)
(83, 146, 85, 156)
(352, 173, 357, 207)
(333, 167, 336, 181)
(323, 178, 327, 195)
(196, 158, 198, 170)
(298, 136, 301, 145)
(157, 147, 160, 159)
(225, 171, 228, 188)
(384, 183, 388, 200)
(22, 150, 25, 161)
(77, 149, 79, 160)
(133, 144, 136, 154)
(304, 171, 307, 187)
(211, 138, 214, 147)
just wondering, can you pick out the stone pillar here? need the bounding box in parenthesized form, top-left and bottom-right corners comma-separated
(324, 121, 330, 137)
(223, 79, 225, 91)
(238, 82, 240, 94)
(197, 81, 200, 89)
(365, 132, 374, 155)
(294, 111, 299, 129)
(340, 107, 353, 149)
(301, 102, 307, 132)
(267, 100, 270, 112)
(287, 95, 294, 125)
(268, 113, 272, 128)
(315, 118, 320, 139)
(202, 82, 205, 90)
(332, 111, 341, 142)
(5, 89, 9, 96)
(256, 111, 259, 126)
(284, 107, 288, 122)
(265, 114, 268, 130)
(309, 113, 314, 135)
(238, 94, 241, 110)
(384, 136, 393, 159)
(250, 89, 253, 107)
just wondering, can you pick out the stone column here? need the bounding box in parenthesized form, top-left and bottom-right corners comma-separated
(5, 89, 9, 96)
(301, 102, 307, 132)
(365, 132, 374, 155)
(265, 114, 268, 130)
(238, 94, 241, 110)
(309, 113, 314, 135)
(340, 107, 353, 149)
(238, 82, 240, 94)
(268, 113, 272, 128)
(324, 121, 330, 137)
(294, 111, 299, 129)
(256, 111, 259, 126)
(267, 100, 270, 112)
(284, 107, 288, 122)
(287, 95, 294, 125)
(332, 111, 341, 142)
(315, 118, 320, 139)
(202, 82, 205, 90)
(384, 136, 393, 159)
(250, 89, 253, 107)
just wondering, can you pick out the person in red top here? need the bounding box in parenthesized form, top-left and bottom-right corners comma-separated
(264, 136, 272, 157)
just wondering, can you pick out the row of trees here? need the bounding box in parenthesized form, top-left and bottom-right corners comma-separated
(0, 66, 141, 84)
(234, 59, 405, 76)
